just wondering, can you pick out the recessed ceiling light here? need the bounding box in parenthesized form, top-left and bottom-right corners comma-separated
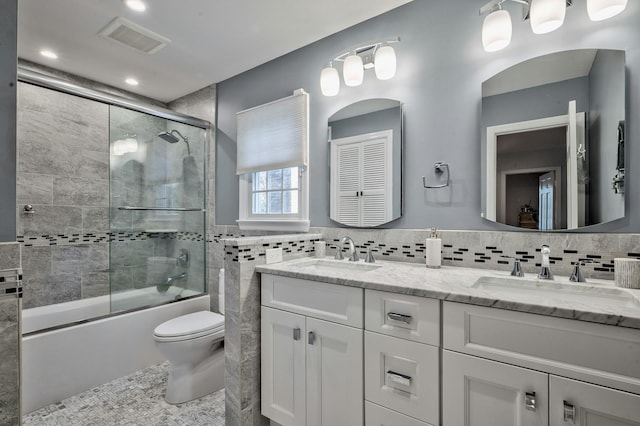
(40, 50, 58, 60)
(125, 77, 139, 86)
(124, 0, 146, 12)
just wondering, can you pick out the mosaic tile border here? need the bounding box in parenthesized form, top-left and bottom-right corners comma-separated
(0, 268, 23, 300)
(225, 238, 319, 262)
(17, 231, 205, 247)
(323, 234, 640, 280)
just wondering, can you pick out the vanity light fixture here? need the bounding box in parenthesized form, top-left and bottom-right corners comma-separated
(40, 49, 58, 60)
(320, 37, 400, 96)
(530, 0, 566, 34)
(587, 0, 628, 21)
(480, 0, 628, 52)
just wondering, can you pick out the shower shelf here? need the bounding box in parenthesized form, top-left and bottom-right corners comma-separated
(118, 206, 205, 212)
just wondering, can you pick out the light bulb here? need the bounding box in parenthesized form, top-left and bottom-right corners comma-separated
(343, 54, 364, 87)
(40, 50, 58, 59)
(320, 66, 340, 96)
(530, 0, 566, 34)
(125, 0, 146, 12)
(482, 9, 512, 52)
(587, 0, 628, 21)
(374, 45, 397, 80)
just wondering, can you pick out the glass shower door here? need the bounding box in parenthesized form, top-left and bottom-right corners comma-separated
(108, 106, 206, 313)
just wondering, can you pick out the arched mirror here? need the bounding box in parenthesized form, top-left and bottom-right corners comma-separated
(481, 49, 626, 230)
(328, 99, 402, 227)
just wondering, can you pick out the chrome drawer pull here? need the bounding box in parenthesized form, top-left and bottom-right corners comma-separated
(563, 401, 576, 424)
(308, 331, 315, 345)
(387, 312, 412, 324)
(524, 392, 536, 411)
(293, 328, 300, 341)
(386, 370, 412, 387)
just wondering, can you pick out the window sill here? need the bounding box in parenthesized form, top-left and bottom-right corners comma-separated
(237, 219, 310, 232)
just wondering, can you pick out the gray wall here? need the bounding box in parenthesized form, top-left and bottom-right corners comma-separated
(0, 0, 17, 242)
(589, 49, 625, 223)
(215, 0, 640, 232)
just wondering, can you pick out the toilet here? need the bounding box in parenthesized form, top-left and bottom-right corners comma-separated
(153, 269, 226, 404)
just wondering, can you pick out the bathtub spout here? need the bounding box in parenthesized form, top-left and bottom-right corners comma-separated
(157, 272, 187, 293)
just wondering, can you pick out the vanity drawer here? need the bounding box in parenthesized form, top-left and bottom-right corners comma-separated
(365, 401, 431, 426)
(364, 331, 439, 425)
(443, 302, 640, 395)
(261, 274, 363, 327)
(365, 289, 440, 346)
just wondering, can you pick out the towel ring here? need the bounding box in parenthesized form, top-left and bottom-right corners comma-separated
(422, 162, 450, 189)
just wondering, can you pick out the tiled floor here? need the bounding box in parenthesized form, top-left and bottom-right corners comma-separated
(22, 362, 225, 426)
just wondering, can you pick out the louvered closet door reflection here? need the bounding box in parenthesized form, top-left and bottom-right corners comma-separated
(361, 139, 388, 227)
(336, 144, 361, 226)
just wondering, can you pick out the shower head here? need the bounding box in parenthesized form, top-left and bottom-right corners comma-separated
(157, 131, 180, 144)
(157, 129, 191, 155)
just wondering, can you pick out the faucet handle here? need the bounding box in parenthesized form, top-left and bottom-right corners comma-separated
(364, 248, 375, 264)
(510, 258, 524, 277)
(569, 259, 598, 283)
(334, 246, 344, 260)
(501, 256, 524, 277)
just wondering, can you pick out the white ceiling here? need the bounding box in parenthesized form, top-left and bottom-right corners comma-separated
(18, 0, 413, 103)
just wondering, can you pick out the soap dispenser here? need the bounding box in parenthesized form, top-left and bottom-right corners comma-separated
(426, 227, 442, 269)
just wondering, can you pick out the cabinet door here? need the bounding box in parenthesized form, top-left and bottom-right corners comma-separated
(443, 350, 548, 426)
(261, 307, 306, 426)
(306, 317, 363, 426)
(334, 143, 361, 226)
(360, 138, 390, 227)
(550, 375, 640, 426)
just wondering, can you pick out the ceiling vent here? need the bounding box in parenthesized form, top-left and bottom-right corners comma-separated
(99, 17, 170, 55)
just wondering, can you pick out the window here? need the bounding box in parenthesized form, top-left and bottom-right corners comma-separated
(236, 90, 309, 231)
(238, 166, 309, 231)
(251, 167, 300, 215)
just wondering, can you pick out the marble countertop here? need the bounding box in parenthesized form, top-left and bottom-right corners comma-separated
(256, 257, 640, 329)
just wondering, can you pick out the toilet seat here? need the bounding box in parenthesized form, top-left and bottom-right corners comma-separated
(154, 311, 225, 343)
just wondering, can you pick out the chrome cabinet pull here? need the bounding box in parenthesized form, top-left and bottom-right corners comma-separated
(387, 312, 412, 324)
(563, 401, 576, 424)
(524, 392, 536, 411)
(386, 370, 412, 387)
(308, 331, 315, 345)
(293, 328, 300, 341)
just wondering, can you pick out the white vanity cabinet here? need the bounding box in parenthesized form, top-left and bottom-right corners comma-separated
(363, 290, 440, 426)
(442, 301, 640, 426)
(261, 274, 364, 426)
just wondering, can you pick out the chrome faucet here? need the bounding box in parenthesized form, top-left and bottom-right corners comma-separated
(341, 236, 359, 262)
(157, 272, 187, 294)
(538, 245, 554, 280)
(167, 272, 187, 285)
(569, 259, 596, 283)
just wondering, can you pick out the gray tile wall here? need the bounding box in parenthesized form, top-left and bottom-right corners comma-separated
(0, 242, 21, 425)
(17, 82, 112, 308)
(168, 84, 218, 311)
(17, 77, 211, 311)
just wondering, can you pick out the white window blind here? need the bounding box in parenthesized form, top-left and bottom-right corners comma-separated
(236, 89, 309, 175)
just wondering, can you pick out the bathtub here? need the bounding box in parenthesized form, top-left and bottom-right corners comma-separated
(22, 286, 199, 334)
(22, 289, 211, 414)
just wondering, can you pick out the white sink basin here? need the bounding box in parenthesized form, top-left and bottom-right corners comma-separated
(293, 258, 382, 273)
(472, 276, 640, 308)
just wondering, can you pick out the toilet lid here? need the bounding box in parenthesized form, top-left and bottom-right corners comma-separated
(154, 311, 224, 338)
